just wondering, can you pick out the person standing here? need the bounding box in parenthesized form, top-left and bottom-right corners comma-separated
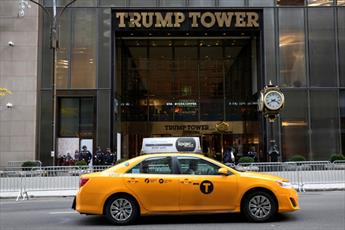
(94, 146, 104, 165)
(74, 150, 80, 161)
(104, 148, 117, 165)
(80, 145, 92, 165)
(268, 145, 280, 162)
(247, 146, 257, 162)
(223, 146, 235, 164)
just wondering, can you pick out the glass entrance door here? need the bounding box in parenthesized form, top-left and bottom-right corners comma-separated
(116, 37, 260, 160)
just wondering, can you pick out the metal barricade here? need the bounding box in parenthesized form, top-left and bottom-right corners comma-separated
(0, 165, 112, 200)
(236, 161, 345, 191)
(1, 162, 344, 200)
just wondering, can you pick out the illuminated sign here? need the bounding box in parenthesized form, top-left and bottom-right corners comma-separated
(114, 11, 260, 29)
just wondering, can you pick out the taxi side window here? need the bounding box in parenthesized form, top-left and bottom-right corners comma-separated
(127, 157, 172, 174)
(177, 157, 220, 175)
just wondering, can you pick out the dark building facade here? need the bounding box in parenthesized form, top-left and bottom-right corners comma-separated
(37, 0, 345, 165)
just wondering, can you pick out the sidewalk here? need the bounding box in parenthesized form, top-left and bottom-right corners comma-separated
(1, 184, 344, 199)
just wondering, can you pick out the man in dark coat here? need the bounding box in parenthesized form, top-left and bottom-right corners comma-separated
(80, 145, 92, 165)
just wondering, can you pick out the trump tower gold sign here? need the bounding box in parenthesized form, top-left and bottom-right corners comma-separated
(114, 11, 260, 30)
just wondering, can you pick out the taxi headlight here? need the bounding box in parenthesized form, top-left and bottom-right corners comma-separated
(277, 180, 293, 188)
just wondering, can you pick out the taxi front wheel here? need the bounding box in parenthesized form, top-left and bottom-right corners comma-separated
(242, 191, 277, 222)
(105, 195, 139, 225)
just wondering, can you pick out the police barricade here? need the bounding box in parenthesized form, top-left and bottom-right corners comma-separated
(236, 161, 345, 191)
(1, 162, 344, 200)
(0, 165, 112, 200)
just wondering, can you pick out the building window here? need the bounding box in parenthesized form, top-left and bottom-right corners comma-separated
(71, 9, 97, 89)
(279, 8, 306, 87)
(281, 90, 309, 161)
(308, 8, 337, 87)
(307, 0, 333, 6)
(310, 90, 339, 160)
(338, 0, 345, 6)
(59, 97, 95, 138)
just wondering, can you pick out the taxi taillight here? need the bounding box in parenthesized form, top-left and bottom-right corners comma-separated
(80, 178, 89, 188)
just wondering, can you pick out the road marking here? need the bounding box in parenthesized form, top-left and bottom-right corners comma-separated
(49, 211, 76, 215)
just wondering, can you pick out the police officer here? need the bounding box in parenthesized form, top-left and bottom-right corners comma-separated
(104, 148, 117, 165)
(80, 145, 92, 165)
(93, 146, 104, 165)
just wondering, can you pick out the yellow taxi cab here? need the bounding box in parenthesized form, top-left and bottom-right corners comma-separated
(72, 153, 299, 225)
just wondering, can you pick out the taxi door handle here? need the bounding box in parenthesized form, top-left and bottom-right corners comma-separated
(180, 179, 190, 184)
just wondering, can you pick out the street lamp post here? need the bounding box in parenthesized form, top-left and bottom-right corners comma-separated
(26, 0, 78, 165)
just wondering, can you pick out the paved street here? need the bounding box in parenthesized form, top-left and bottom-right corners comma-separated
(0, 191, 344, 230)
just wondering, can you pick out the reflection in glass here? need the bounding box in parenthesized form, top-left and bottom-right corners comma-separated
(130, 0, 156, 7)
(276, 0, 305, 5)
(59, 98, 95, 138)
(160, 0, 186, 7)
(71, 9, 97, 88)
(280, 90, 309, 161)
(279, 8, 306, 87)
(308, 8, 337, 87)
(117, 38, 257, 122)
(340, 91, 345, 155)
(338, 0, 345, 5)
(263, 9, 277, 84)
(310, 90, 339, 160)
(56, 9, 70, 89)
(249, 0, 274, 6)
(189, 0, 216, 7)
(59, 98, 79, 137)
(219, 0, 245, 6)
(307, 0, 333, 6)
(339, 8, 345, 86)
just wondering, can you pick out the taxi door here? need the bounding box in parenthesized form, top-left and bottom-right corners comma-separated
(177, 156, 238, 212)
(122, 156, 180, 212)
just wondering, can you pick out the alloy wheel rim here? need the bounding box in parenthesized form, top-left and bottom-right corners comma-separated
(110, 198, 133, 222)
(248, 195, 272, 219)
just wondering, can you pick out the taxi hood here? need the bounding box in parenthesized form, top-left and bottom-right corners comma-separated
(239, 171, 288, 182)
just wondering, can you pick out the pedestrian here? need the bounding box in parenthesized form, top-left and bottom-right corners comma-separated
(223, 146, 235, 164)
(104, 148, 117, 165)
(80, 145, 92, 165)
(65, 152, 73, 165)
(268, 145, 279, 162)
(74, 150, 80, 161)
(94, 146, 104, 165)
(247, 146, 257, 162)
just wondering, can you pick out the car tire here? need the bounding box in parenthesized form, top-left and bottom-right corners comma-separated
(242, 191, 277, 222)
(105, 195, 139, 225)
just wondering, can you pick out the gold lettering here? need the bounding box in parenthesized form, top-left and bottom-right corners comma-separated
(174, 12, 185, 28)
(235, 12, 246, 27)
(142, 12, 154, 28)
(200, 12, 216, 28)
(246, 12, 259, 27)
(129, 12, 141, 28)
(215, 12, 234, 27)
(189, 12, 201, 27)
(155, 12, 173, 28)
(115, 13, 127, 28)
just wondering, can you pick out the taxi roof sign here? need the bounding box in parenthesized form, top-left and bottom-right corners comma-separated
(141, 137, 202, 154)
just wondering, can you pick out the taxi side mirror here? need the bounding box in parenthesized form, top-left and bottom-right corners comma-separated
(218, 167, 230, 176)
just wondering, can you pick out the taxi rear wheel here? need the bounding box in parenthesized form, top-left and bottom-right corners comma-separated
(242, 191, 277, 222)
(105, 195, 139, 225)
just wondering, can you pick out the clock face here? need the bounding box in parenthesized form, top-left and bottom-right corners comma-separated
(264, 91, 284, 110)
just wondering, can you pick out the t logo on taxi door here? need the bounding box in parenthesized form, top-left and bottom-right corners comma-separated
(200, 180, 214, 194)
